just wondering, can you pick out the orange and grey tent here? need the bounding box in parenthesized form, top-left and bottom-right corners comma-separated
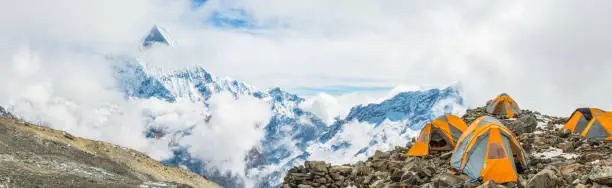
(561, 108, 605, 134)
(450, 116, 529, 183)
(407, 114, 468, 156)
(486, 93, 520, 118)
(580, 112, 612, 141)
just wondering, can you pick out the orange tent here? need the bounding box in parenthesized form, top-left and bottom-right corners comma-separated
(580, 112, 612, 141)
(450, 116, 528, 183)
(407, 114, 468, 156)
(486, 93, 520, 118)
(562, 108, 605, 134)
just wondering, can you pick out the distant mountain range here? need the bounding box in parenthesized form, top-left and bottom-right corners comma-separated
(102, 25, 467, 187)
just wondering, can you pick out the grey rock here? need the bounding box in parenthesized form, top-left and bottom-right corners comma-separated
(507, 115, 537, 135)
(432, 173, 462, 187)
(305, 161, 329, 173)
(440, 152, 452, 160)
(298, 184, 313, 188)
(558, 128, 571, 138)
(373, 150, 391, 160)
(478, 180, 506, 188)
(329, 166, 352, 175)
(589, 166, 612, 186)
(527, 166, 563, 188)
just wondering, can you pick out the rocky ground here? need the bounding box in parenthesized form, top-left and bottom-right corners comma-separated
(283, 107, 612, 188)
(0, 107, 218, 188)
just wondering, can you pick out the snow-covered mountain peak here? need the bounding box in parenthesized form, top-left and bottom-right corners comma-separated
(142, 25, 173, 49)
(102, 25, 467, 187)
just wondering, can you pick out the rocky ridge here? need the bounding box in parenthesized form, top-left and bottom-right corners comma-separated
(283, 107, 612, 188)
(0, 106, 219, 188)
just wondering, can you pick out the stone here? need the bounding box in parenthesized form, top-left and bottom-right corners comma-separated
(432, 173, 462, 187)
(560, 164, 584, 177)
(329, 166, 352, 175)
(390, 153, 407, 161)
(391, 170, 403, 182)
(558, 142, 574, 153)
(420, 183, 434, 188)
(527, 166, 562, 188)
(330, 173, 344, 182)
(402, 158, 421, 172)
(463, 182, 480, 188)
(373, 150, 391, 160)
(558, 129, 571, 138)
(306, 161, 329, 173)
(298, 184, 313, 188)
(581, 150, 603, 162)
(352, 166, 372, 176)
(518, 175, 528, 188)
(507, 115, 538, 135)
(419, 166, 435, 178)
(63, 132, 75, 140)
(374, 171, 390, 178)
(478, 180, 506, 188)
(371, 159, 389, 171)
(440, 152, 452, 160)
(589, 166, 612, 186)
(403, 173, 420, 185)
(388, 161, 406, 170)
(314, 177, 327, 184)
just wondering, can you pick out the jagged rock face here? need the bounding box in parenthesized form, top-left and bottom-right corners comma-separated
(283, 107, 612, 188)
(0, 106, 14, 119)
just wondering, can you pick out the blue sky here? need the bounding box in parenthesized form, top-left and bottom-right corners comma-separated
(291, 85, 394, 96)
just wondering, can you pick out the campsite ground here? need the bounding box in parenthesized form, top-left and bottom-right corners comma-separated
(282, 107, 612, 188)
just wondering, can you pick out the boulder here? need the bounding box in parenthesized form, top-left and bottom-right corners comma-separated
(478, 180, 506, 188)
(373, 150, 391, 160)
(558, 129, 571, 138)
(329, 173, 344, 182)
(440, 152, 452, 160)
(431, 173, 462, 187)
(374, 171, 390, 178)
(330, 166, 352, 175)
(351, 166, 372, 176)
(420, 183, 435, 188)
(297, 184, 313, 188)
(557, 142, 574, 153)
(518, 175, 528, 188)
(589, 166, 612, 186)
(305, 161, 329, 173)
(581, 150, 603, 163)
(390, 170, 403, 182)
(370, 159, 389, 171)
(527, 166, 563, 188)
(560, 164, 584, 177)
(507, 115, 538, 135)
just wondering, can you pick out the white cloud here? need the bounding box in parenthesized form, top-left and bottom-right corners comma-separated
(307, 119, 419, 165)
(188, 0, 612, 116)
(180, 93, 271, 182)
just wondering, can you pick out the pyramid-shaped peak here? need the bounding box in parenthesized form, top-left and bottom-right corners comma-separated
(142, 25, 172, 48)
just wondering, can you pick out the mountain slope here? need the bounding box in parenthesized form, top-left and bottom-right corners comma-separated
(0, 110, 218, 188)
